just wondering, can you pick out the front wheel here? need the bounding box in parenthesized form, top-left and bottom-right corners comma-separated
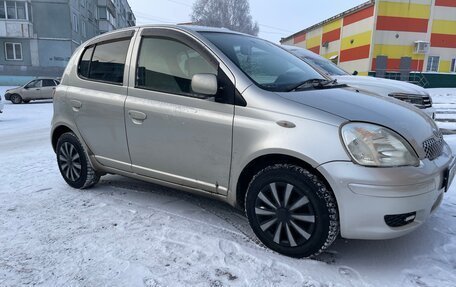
(56, 132, 100, 189)
(245, 164, 339, 258)
(10, 94, 22, 104)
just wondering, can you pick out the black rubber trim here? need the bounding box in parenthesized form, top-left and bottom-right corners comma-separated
(86, 29, 135, 46)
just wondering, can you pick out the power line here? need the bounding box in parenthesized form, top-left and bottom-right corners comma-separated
(166, 0, 193, 8)
(258, 23, 293, 33)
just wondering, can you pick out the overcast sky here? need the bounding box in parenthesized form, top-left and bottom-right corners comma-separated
(129, 0, 369, 43)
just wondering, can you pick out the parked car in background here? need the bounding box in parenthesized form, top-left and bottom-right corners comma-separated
(283, 46, 435, 119)
(52, 26, 454, 258)
(4, 78, 60, 104)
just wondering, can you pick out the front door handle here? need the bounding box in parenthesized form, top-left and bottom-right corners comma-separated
(71, 100, 82, 112)
(128, 110, 147, 124)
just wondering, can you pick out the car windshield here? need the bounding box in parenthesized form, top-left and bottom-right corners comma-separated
(304, 57, 349, 76)
(201, 32, 325, 92)
(305, 57, 349, 76)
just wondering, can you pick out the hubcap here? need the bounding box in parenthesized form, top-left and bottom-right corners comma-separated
(254, 182, 316, 247)
(58, 142, 82, 182)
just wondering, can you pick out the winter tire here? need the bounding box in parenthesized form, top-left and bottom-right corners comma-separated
(56, 132, 100, 189)
(245, 164, 339, 258)
(10, 94, 22, 104)
(23, 99, 31, 104)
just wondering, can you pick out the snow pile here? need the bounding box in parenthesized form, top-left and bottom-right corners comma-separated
(1, 89, 456, 286)
(428, 88, 456, 133)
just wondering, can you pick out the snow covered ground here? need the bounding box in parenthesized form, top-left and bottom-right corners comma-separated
(1, 87, 456, 287)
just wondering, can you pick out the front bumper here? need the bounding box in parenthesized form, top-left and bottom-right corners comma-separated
(318, 144, 454, 240)
(4, 93, 11, 101)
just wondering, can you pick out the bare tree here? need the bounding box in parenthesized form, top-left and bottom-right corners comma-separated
(191, 0, 259, 36)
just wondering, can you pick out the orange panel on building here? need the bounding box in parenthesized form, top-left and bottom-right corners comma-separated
(343, 5, 374, 26)
(435, 0, 456, 7)
(371, 58, 425, 71)
(431, 33, 456, 48)
(308, 46, 320, 54)
(293, 32, 306, 44)
(322, 29, 341, 43)
(376, 16, 428, 32)
(340, 44, 370, 62)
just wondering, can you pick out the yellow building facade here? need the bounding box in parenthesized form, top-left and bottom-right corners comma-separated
(281, 0, 456, 76)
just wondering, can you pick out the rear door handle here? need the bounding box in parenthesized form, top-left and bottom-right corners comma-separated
(71, 100, 82, 112)
(128, 110, 147, 124)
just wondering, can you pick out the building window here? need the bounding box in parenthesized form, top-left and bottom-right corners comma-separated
(72, 13, 78, 32)
(1, 1, 27, 20)
(5, 42, 22, 60)
(0, 1, 5, 19)
(426, 56, 440, 72)
(451, 58, 456, 73)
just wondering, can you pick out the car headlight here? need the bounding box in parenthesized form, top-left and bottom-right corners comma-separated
(341, 123, 419, 167)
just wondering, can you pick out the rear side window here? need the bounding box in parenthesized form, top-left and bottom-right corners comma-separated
(136, 37, 217, 96)
(77, 39, 131, 85)
(78, 46, 94, 78)
(42, 79, 56, 87)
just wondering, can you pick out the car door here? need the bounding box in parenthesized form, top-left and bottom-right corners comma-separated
(40, 79, 57, 99)
(22, 80, 43, 99)
(67, 31, 135, 171)
(125, 28, 235, 194)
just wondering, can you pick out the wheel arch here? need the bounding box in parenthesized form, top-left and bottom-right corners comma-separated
(51, 125, 75, 152)
(235, 153, 334, 210)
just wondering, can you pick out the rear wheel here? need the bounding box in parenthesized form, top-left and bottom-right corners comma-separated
(56, 132, 100, 189)
(22, 99, 30, 104)
(245, 164, 339, 258)
(10, 94, 22, 104)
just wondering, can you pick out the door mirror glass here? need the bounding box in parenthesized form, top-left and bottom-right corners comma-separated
(191, 73, 218, 96)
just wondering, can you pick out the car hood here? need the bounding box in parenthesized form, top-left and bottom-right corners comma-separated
(5, 86, 21, 93)
(276, 87, 437, 158)
(333, 75, 427, 97)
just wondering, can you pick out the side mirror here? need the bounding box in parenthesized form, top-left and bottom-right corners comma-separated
(352, 70, 359, 76)
(191, 73, 218, 96)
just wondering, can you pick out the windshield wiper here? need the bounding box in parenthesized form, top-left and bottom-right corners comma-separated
(287, 78, 342, 92)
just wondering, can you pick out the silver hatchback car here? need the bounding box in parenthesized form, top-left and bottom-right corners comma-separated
(51, 25, 456, 258)
(4, 78, 60, 104)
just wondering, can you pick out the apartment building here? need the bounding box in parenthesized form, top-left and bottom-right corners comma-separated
(0, 0, 135, 84)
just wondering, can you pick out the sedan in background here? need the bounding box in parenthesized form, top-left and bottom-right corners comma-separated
(283, 46, 435, 119)
(4, 78, 60, 104)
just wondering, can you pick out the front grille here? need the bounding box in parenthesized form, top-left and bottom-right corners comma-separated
(423, 131, 444, 160)
(385, 212, 416, 227)
(389, 93, 432, 109)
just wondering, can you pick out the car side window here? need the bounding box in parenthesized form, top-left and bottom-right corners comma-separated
(77, 39, 131, 85)
(42, 79, 56, 87)
(27, 80, 42, 88)
(136, 37, 217, 97)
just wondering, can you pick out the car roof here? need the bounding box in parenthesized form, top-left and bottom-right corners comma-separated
(85, 24, 246, 47)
